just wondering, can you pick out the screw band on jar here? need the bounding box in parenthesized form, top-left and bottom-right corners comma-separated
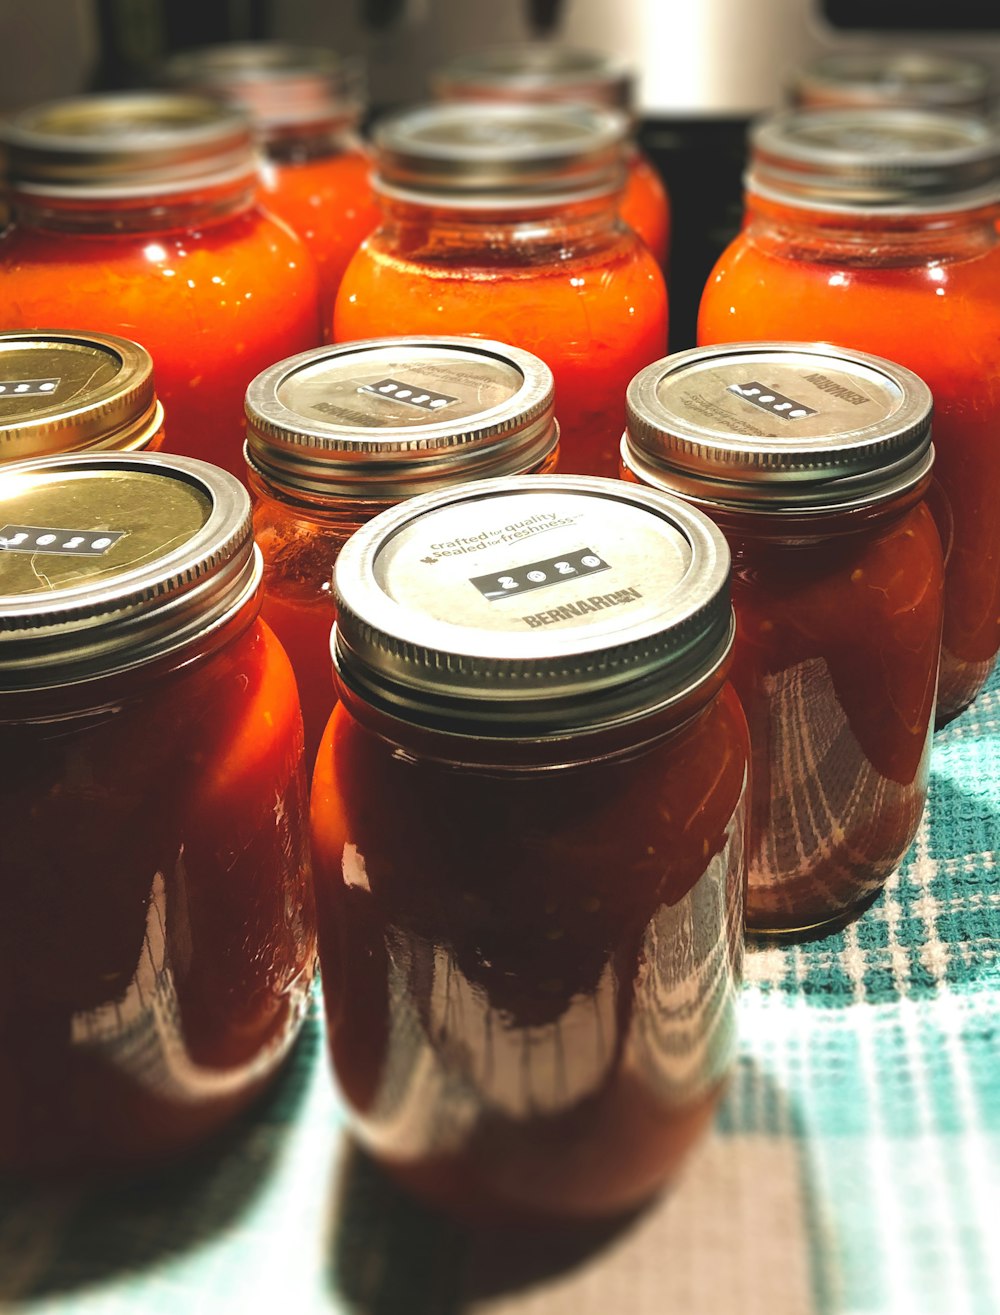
(747, 107, 1000, 213)
(788, 48, 997, 116)
(332, 474, 734, 737)
(161, 42, 366, 135)
(245, 336, 559, 500)
(432, 44, 635, 111)
(623, 341, 935, 512)
(0, 452, 260, 688)
(369, 101, 630, 207)
(0, 330, 164, 461)
(0, 92, 259, 198)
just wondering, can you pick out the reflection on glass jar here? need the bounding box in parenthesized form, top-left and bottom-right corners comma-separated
(0, 453, 316, 1176)
(622, 342, 944, 936)
(311, 475, 748, 1223)
(245, 335, 560, 769)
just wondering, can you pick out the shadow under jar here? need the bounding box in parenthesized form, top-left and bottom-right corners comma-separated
(311, 475, 749, 1226)
(0, 91, 322, 482)
(161, 41, 380, 326)
(696, 107, 1000, 725)
(0, 329, 165, 463)
(0, 453, 316, 1177)
(431, 42, 672, 268)
(245, 335, 560, 770)
(621, 342, 944, 938)
(332, 101, 668, 480)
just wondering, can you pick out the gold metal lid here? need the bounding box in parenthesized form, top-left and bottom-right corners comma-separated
(623, 342, 934, 511)
(0, 331, 162, 462)
(789, 48, 996, 116)
(245, 336, 558, 499)
(332, 475, 733, 737)
(747, 107, 1000, 213)
(371, 102, 629, 207)
(0, 453, 259, 689)
(432, 44, 634, 110)
(0, 92, 257, 198)
(161, 41, 366, 132)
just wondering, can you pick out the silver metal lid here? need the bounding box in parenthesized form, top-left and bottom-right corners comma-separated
(623, 342, 934, 512)
(432, 44, 634, 110)
(245, 336, 558, 500)
(0, 453, 260, 689)
(332, 475, 733, 737)
(370, 102, 629, 206)
(161, 41, 366, 132)
(789, 48, 996, 116)
(0, 92, 257, 198)
(0, 331, 162, 461)
(747, 107, 1000, 212)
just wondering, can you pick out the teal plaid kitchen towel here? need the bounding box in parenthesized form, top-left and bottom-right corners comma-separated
(0, 673, 997, 1315)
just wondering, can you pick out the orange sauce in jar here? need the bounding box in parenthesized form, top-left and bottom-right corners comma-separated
(0, 91, 322, 482)
(0, 330, 165, 462)
(333, 102, 668, 480)
(622, 342, 944, 935)
(245, 335, 560, 768)
(697, 108, 1000, 723)
(0, 453, 316, 1176)
(431, 43, 671, 265)
(311, 475, 748, 1224)
(162, 42, 379, 324)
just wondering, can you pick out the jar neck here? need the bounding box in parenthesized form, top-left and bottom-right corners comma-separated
(9, 174, 259, 235)
(263, 120, 365, 165)
(743, 189, 1000, 263)
(374, 188, 627, 260)
(248, 464, 393, 534)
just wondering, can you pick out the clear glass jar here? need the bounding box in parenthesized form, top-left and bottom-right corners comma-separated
(0, 329, 164, 462)
(0, 91, 322, 482)
(0, 452, 316, 1176)
(161, 42, 380, 324)
(787, 48, 996, 116)
(622, 342, 944, 936)
(245, 335, 561, 767)
(332, 101, 668, 480)
(697, 107, 1000, 724)
(431, 43, 671, 266)
(311, 475, 749, 1224)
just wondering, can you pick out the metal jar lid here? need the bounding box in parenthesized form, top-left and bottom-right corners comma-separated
(161, 42, 365, 133)
(0, 92, 257, 198)
(0, 453, 260, 689)
(0, 331, 163, 462)
(623, 342, 934, 512)
(245, 336, 558, 500)
(788, 48, 996, 116)
(370, 102, 629, 206)
(747, 107, 1000, 212)
(432, 44, 634, 111)
(332, 475, 733, 737)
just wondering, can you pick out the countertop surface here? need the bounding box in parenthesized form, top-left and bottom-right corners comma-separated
(1, 672, 997, 1315)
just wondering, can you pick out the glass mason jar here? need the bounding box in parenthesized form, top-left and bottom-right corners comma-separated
(0, 452, 316, 1176)
(332, 101, 668, 481)
(0, 91, 322, 482)
(697, 108, 1000, 724)
(161, 42, 380, 324)
(245, 335, 560, 770)
(622, 342, 944, 936)
(787, 48, 996, 116)
(312, 475, 749, 1224)
(431, 43, 672, 266)
(0, 329, 165, 463)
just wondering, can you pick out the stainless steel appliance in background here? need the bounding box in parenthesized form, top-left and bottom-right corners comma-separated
(5, 0, 1000, 348)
